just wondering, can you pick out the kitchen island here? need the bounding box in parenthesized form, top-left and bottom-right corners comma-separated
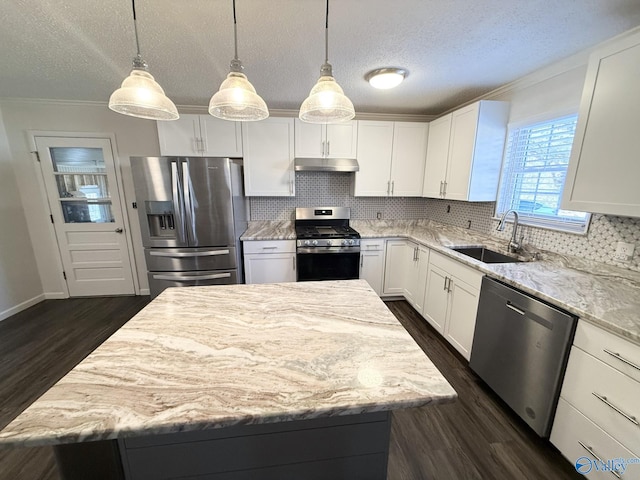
(0, 280, 456, 479)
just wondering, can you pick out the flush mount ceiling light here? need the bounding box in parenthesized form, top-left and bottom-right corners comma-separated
(299, 0, 355, 124)
(109, 0, 179, 121)
(209, 0, 269, 122)
(365, 68, 408, 89)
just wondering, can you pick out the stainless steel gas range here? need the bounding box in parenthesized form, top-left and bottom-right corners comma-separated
(294, 207, 361, 281)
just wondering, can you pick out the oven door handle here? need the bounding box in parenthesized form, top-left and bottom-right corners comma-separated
(296, 247, 361, 254)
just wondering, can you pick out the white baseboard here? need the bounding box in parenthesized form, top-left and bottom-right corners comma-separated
(0, 294, 46, 322)
(139, 288, 150, 296)
(44, 292, 68, 300)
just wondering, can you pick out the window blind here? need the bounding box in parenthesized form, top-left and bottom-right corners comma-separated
(496, 114, 590, 234)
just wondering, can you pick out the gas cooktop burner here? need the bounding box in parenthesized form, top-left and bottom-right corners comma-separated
(294, 206, 360, 249)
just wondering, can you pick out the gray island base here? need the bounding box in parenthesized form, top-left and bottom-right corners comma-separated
(0, 281, 456, 479)
(56, 412, 392, 480)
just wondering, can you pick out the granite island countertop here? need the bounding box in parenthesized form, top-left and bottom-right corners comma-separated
(240, 220, 640, 344)
(0, 280, 456, 448)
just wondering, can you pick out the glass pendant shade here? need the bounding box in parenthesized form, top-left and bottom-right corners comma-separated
(109, 67, 179, 121)
(209, 71, 269, 121)
(299, 74, 355, 124)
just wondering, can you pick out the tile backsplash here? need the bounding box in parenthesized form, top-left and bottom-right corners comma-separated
(423, 198, 640, 272)
(249, 172, 429, 221)
(249, 173, 640, 272)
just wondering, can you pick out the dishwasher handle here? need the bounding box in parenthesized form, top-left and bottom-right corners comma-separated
(506, 301, 526, 316)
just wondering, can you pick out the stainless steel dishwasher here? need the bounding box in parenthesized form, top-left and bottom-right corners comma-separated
(470, 277, 577, 437)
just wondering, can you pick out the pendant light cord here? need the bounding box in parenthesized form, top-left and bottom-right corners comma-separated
(132, 0, 141, 57)
(324, 0, 329, 64)
(233, 0, 239, 61)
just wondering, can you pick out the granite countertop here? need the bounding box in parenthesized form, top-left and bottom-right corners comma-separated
(0, 280, 456, 448)
(240, 220, 640, 344)
(240, 221, 296, 240)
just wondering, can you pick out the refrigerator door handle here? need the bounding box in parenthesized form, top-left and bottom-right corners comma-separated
(171, 161, 187, 244)
(182, 161, 194, 245)
(149, 250, 230, 257)
(152, 272, 232, 281)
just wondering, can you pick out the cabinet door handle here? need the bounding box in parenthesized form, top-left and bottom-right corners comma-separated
(577, 441, 622, 479)
(387, 180, 390, 196)
(292, 256, 296, 271)
(603, 349, 640, 371)
(443, 276, 448, 291)
(439, 181, 444, 197)
(391, 180, 395, 196)
(327, 140, 330, 156)
(592, 392, 638, 425)
(442, 180, 447, 197)
(360, 254, 364, 267)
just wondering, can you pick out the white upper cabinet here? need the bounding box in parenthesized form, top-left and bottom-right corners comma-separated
(353, 121, 394, 196)
(242, 117, 295, 197)
(422, 100, 509, 201)
(157, 114, 243, 157)
(354, 121, 428, 197)
(561, 30, 640, 217)
(422, 114, 451, 198)
(294, 120, 357, 158)
(390, 122, 429, 197)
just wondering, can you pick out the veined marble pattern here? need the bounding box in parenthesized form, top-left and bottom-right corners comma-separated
(0, 280, 456, 448)
(240, 220, 296, 240)
(352, 220, 640, 344)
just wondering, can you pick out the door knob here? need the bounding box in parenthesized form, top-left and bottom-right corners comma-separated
(115, 228, 123, 233)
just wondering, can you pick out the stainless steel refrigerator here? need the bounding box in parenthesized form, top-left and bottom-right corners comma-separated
(131, 157, 247, 298)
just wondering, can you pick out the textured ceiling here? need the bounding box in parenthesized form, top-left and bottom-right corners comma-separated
(1, 0, 640, 115)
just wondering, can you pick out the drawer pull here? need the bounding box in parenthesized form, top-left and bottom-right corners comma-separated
(578, 441, 622, 479)
(262, 246, 278, 250)
(604, 349, 640, 371)
(592, 392, 639, 425)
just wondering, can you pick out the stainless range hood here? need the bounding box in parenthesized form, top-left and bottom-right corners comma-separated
(294, 157, 359, 172)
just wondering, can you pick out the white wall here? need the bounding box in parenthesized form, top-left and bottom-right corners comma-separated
(0, 100, 160, 297)
(0, 106, 44, 320)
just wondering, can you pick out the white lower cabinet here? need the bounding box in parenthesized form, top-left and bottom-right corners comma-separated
(404, 242, 429, 313)
(551, 320, 640, 476)
(359, 239, 385, 295)
(243, 240, 296, 284)
(551, 399, 637, 480)
(422, 250, 482, 360)
(382, 239, 409, 295)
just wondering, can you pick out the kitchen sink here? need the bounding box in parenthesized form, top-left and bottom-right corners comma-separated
(449, 246, 524, 264)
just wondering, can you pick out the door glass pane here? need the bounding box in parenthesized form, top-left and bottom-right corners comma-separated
(49, 147, 115, 223)
(50, 147, 111, 200)
(61, 201, 114, 223)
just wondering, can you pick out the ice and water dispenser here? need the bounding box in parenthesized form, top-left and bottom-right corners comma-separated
(144, 201, 177, 240)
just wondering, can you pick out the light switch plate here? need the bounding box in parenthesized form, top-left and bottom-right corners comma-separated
(614, 241, 635, 261)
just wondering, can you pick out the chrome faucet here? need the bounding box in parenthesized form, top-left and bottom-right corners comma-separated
(497, 210, 523, 253)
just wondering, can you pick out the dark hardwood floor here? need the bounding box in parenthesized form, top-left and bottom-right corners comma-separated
(0, 296, 150, 480)
(0, 296, 581, 479)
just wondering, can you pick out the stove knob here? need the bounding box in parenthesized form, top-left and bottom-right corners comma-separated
(312, 240, 318, 246)
(304, 240, 311, 246)
(341, 239, 348, 246)
(349, 239, 355, 245)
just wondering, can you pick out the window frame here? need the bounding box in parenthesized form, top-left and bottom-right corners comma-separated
(494, 110, 591, 235)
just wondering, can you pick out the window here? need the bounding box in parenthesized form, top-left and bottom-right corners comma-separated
(496, 114, 590, 234)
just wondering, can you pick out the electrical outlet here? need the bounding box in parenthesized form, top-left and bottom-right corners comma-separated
(376, 212, 382, 220)
(614, 241, 635, 261)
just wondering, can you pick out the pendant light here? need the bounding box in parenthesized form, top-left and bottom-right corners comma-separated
(209, 0, 269, 122)
(109, 0, 179, 121)
(299, 0, 355, 124)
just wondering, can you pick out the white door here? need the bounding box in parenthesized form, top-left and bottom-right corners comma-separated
(35, 136, 136, 296)
(325, 122, 357, 158)
(445, 103, 479, 201)
(444, 277, 480, 360)
(423, 263, 449, 333)
(382, 239, 408, 295)
(244, 253, 296, 284)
